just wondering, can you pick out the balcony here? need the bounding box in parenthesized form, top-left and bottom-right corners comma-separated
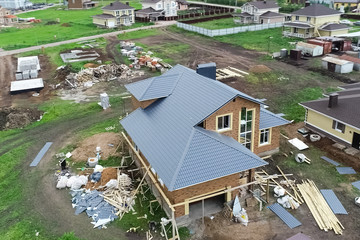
(283, 31, 314, 39)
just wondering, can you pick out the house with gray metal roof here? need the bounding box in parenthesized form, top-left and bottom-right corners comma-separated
(300, 84, 360, 150)
(239, 1, 282, 24)
(120, 64, 289, 220)
(283, 4, 348, 38)
(92, 1, 135, 28)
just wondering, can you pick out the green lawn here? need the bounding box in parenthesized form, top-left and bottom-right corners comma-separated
(0, 2, 148, 50)
(192, 17, 245, 30)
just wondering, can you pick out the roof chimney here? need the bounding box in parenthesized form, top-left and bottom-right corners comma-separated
(305, 1, 310, 7)
(126, 1, 129, 5)
(110, 2, 113, 6)
(196, 63, 217, 80)
(263, 0, 266, 4)
(328, 93, 338, 108)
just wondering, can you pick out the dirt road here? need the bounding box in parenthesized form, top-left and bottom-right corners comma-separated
(0, 56, 14, 108)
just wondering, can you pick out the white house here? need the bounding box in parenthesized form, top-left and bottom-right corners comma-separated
(0, 0, 32, 9)
(142, 0, 177, 17)
(240, 1, 280, 23)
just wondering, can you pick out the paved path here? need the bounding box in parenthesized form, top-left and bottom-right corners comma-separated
(0, 21, 176, 57)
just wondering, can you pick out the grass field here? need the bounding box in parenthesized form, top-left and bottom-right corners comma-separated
(0, 2, 148, 50)
(192, 17, 246, 29)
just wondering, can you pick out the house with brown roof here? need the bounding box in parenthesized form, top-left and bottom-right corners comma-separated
(283, 4, 349, 38)
(67, 0, 98, 10)
(120, 64, 289, 222)
(300, 83, 360, 150)
(238, 1, 284, 24)
(92, 1, 134, 28)
(0, 6, 17, 25)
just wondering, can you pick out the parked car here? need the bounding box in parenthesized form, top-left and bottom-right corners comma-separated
(339, 20, 352, 25)
(354, 21, 360, 26)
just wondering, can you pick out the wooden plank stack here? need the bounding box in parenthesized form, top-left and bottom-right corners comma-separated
(101, 169, 135, 220)
(297, 180, 344, 235)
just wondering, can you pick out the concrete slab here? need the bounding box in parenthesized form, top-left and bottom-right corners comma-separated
(332, 143, 346, 150)
(344, 147, 360, 156)
(30, 142, 53, 167)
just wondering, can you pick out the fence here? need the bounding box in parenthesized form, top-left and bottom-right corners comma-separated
(176, 21, 284, 37)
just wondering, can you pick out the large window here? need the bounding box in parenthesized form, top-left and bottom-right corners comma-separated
(333, 120, 345, 133)
(295, 15, 299, 20)
(260, 129, 270, 145)
(240, 107, 253, 150)
(217, 114, 231, 131)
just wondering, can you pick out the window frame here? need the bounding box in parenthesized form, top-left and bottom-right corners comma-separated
(333, 120, 345, 133)
(259, 128, 271, 146)
(239, 107, 254, 150)
(216, 113, 232, 132)
(295, 15, 299, 20)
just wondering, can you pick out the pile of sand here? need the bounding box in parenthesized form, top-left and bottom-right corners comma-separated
(82, 168, 118, 190)
(71, 132, 121, 162)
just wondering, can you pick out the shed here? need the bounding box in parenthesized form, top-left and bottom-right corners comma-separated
(307, 39, 332, 54)
(338, 55, 360, 71)
(321, 57, 353, 73)
(10, 78, 44, 93)
(316, 37, 352, 52)
(296, 42, 323, 57)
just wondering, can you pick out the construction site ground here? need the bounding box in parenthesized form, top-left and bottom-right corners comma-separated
(1, 25, 360, 239)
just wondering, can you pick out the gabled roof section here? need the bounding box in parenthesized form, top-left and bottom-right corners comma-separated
(259, 108, 290, 130)
(247, 1, 279, 9)
(125, 73, 181, 101)
(319, 23, 348, 31)
(291, 4, 340, 17)
(121, 65, 275, 191)
(170, 127, 268, 190)
(102, 1, 134, 10)
(260, 11, 284, 18)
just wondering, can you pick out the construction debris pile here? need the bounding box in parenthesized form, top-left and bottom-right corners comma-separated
(71, 189, 119, 229)
(297, 180, 344, 235)
(63, 64, 143, 88)
(120, 41, 172, 72)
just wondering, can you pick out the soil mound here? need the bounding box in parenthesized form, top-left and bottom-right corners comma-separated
(0, 107, 42, 130)
(249, 65, 272, 73)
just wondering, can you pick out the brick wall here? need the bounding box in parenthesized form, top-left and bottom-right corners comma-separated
(204, 96, 262, 154)
(68, 0, 84, 9)
(257, 126, 280, 155)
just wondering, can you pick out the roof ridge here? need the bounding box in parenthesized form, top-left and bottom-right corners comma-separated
(169, 127, 197, 190)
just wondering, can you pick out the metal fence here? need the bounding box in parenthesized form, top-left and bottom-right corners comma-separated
(176, 21, 284, 37)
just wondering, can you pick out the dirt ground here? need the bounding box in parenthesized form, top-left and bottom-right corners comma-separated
(0, 55, 15, 108)
(71, 132, 122, 162)
(0, 107, 42, 130)
(82, 167, 118, 190)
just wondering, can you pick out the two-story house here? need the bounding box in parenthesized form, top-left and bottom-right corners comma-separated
(238, 1, 283, 24)
(142, 0, 178, 17)
(300, 83, 360, 150)
(0, 6, 17, 25)
(92, 1, 135, 28)
(0, 0, 32, 9)
(283, 4, 349, 38)
(120, 64, 289, 221)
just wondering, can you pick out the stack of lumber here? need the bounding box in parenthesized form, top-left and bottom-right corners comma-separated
(101, 170, 135, 219)
(297, 180, 344, 235)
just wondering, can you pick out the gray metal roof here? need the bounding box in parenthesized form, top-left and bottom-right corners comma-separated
(125, 73, 181, 101)
(259, 108, 290, 130)
(320, 23, 348, 31)
(260, 11, 284, 18)
(267, 203, 302, 229)
(246, 1, 279, 9)
(321, 156, 340, 166)
(291, 4, 340, 17)
(284, 22, 314, 29)
(336, 167, 356, 174)
(121, 64, 277, 191)
(320, 189, 348, 214)
(92, 14, 115, 19)
(352, 180, 360, 190)
(102, 1, 134, 10)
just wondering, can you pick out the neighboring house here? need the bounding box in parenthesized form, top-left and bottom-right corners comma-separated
(176, 0, 188, 10)
(67, 0, 98, 9)
(135, 7, 163, 21)
(142, 0, 177, 17)
(0, 0, 32, 9)
(120, 64, 289, 220)
(334, 0, 359, 10)
(0, 6, 17, 24)
(300, 83, 360, 150)
(92, 1, 135, 28)
(283, 4, 349, 39)
(239, 1, 281, 24)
